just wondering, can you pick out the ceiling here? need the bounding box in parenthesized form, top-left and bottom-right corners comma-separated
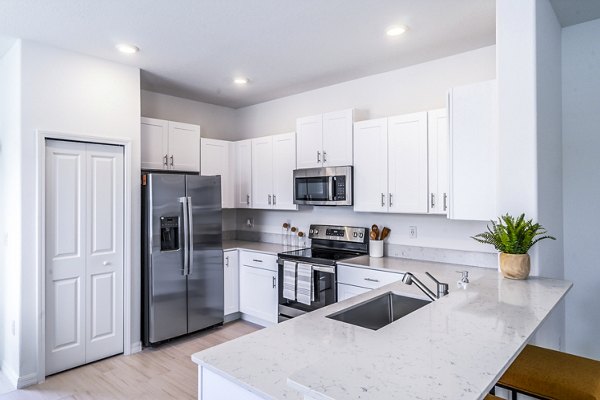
(0, 1, 498, 108)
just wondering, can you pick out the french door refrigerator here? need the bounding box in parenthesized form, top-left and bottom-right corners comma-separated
(142, 173, 223, 346)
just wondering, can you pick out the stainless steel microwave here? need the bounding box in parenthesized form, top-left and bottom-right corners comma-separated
(293, 166, 353, 206)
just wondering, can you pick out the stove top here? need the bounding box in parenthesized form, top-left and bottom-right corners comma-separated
(278, 248, 363, 265)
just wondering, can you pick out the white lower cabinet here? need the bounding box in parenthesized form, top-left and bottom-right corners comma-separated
(336, 265, 403, 301)
(223, 250, 239, 316)
(239, 251, 278, 325)
(200, 366, 264, 400)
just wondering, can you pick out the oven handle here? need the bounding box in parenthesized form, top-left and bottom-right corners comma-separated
(312, 265, 336, 274)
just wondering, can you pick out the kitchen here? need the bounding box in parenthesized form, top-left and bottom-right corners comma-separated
(1, 0, 599, 399)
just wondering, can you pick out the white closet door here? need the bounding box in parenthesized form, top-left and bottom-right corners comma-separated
(45, 140, 87, 375)
(45, 140, 124, 376)
(84, 143, 124, 363)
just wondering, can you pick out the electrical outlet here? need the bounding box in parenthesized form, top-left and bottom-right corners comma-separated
(409, 226, 417, 239)
(246, 217, 254, 228)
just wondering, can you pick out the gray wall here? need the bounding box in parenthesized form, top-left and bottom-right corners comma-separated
(562, 18, 600, 359)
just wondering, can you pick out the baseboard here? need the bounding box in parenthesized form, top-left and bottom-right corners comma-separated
(1, 361, 37, 389)
(224, 312, 241, 323)
(129, 341, 142, 354)
(240, 314, 274, 328)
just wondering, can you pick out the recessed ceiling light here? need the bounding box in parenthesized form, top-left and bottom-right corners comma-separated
(386, 25, 408, 37)
(233, 77, 249, 85)
(116, 43, 139, 54)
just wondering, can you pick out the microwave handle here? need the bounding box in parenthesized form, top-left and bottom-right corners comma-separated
(328, 177, 335, 201)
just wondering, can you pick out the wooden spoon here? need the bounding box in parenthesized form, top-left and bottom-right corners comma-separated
(369, 230, 378, 240)
(380, 227, 391, 241)
(371, 224, 379, 240)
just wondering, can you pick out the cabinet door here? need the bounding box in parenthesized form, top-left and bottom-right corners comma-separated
(251, 137, 274, 209)
(448, 80, 497, 220)
(141, 117, 168, 170)
(239, 265, 278, 324)
(168, 121, 200, 172)
(353, 119, 389, 213)
(427, 109, 449, 215)
(201, 138, 234, 208)
(322, 109, 354, 167)
(272, 132, 297, 210)
(235, 140, 253, 208)
(337, 284, 370, 302)
(388, 112, 429, 214)
(223, 250, 239, 315)
(296, 114, 323, 169)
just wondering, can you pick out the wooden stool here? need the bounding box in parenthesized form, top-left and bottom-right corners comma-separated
(497, 344, 600, 399)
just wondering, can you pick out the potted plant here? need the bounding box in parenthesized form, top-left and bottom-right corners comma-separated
(472, 213, 555, 280)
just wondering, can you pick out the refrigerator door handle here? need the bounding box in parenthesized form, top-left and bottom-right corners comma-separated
(179, 196, 189, 276)
(187, 196, 194, 276)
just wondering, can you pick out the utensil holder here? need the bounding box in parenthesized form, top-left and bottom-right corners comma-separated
(369, 240, 384, 258)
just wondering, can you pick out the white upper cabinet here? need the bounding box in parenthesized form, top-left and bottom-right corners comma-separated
(296, 109, 354, 169)
(296, 115, 323, 169)
(322, 109, 354, 167)
(141, 117, 200, 172)
(448, 80, 497, 221)
(272, 132, 297, 210)
(201, 138, 234, 208)
(428, 109, 449, 215)
(235, 139, 252, 208)
(251, 136, 274, 209)
(251, 133, 297, 210)
(388, 112, 428, 214)
(141, 118, 169, 170)
(353, 118, 389, 213)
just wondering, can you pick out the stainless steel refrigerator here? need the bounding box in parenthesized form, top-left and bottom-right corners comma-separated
(142, 173, 223, 346)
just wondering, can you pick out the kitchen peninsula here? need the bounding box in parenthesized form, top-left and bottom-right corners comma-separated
(192, 256, 571, 400)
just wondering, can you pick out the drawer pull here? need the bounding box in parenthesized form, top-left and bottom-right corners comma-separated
(364, 277, 380, 283)
(252, 259, 263, 263)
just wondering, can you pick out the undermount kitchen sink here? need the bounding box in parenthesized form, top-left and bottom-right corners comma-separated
(327, 292, 430, 330)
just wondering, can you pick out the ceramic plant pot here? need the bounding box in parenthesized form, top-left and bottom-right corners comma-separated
(499, 253, 531, 280)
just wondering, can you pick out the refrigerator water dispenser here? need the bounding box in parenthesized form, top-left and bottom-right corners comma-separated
(160, 216, 180, 251)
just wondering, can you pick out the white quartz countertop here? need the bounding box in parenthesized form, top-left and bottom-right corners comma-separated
(194, 249, 571, 400)
(223, 240, 294, 255)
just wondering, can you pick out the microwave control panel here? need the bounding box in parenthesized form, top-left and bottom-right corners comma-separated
(332, 176, 346, 200)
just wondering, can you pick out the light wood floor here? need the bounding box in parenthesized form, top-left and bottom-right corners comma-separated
(0, 320, 261, 400)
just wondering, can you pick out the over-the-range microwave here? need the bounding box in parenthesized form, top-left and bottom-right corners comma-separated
(293, 166, 352, 206)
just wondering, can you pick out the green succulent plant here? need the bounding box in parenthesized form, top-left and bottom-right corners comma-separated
(472, 213, 555, 254)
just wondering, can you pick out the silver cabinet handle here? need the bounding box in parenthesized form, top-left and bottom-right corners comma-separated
(246, 194, 250, 205)
(252, 259, 263, 263)
(323, 151, 327, 162)
(273, 194, 276, 205)
(381, 193, 385, 207)
(272, 276, 276, 289)
(225, 256, 229, 268)
(364, 277, 380, 283)
(317, 151, 321, 163)
(443, 193, 448, 211)
(163, 154, 168, 167)
(431, 193, 435, 209)
(170, 155, 174, 166)
(389, 193, 393, 207)
(268, 194, 272, 205)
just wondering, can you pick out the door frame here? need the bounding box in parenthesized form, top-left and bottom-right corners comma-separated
(36, 130, 133, 383)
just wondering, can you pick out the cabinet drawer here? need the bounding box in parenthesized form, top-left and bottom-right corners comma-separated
(239, 250, 278, 272)
(337, 265, 403, 289)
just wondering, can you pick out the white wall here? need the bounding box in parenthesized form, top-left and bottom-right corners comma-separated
(236, 46, 496, 138)
(233, 46, 497, 254)
(562, 17, 600, 360)
(0, 39, 22, 384)
(16, 40, 141, 383)
(141, 90, 237, 140)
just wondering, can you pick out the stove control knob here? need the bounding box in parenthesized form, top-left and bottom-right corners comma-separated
(359, 233, 364, 238)
(315, 229, 319, 235)
(309, 229, 314, 234)
(353, 232, 357, 238)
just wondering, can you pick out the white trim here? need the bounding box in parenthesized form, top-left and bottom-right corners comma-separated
(1, 361, 18, 390)
(130, 341, 142, 354)
(239, 314, 273, 328)
(36, 130, 133, 384)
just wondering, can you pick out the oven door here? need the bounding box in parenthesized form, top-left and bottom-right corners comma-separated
(278, 262, 337, 320)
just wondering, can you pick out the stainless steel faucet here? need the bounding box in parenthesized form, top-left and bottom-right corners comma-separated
(402, 272, 449, 301)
